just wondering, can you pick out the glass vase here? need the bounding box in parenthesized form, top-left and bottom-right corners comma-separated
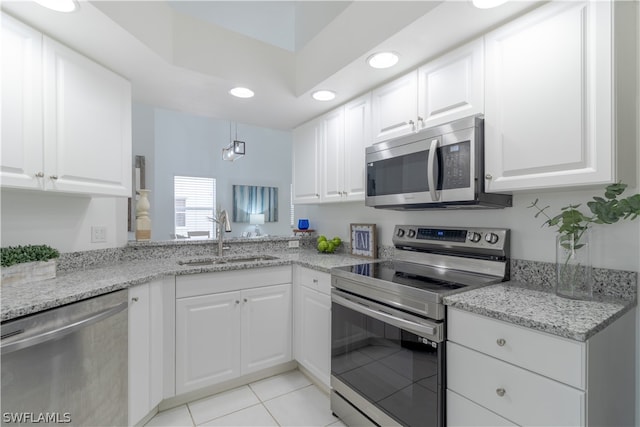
(555, 230, 593, 300)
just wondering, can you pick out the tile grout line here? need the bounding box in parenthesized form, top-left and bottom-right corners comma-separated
(185, 402, 197, 427)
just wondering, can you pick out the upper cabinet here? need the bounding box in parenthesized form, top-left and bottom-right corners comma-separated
(1, 14, 132, 197)
(292, 118, 321, 203)
(417, 39, 484, 131)
(293, 93, 371, 205)
(483, 0, 637, 192)
(372, 39, 484, 144)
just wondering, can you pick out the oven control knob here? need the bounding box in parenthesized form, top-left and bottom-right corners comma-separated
(396, 228, 405, 238)
(407, 229, 416, 238)
(485, 233, 499, 244)
(468, 232, 481, 243)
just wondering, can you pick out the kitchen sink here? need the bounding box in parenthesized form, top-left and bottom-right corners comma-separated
(178, 255, 279, 266)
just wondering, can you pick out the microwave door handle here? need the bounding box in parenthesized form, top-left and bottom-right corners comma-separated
(427, 138, 440, 201)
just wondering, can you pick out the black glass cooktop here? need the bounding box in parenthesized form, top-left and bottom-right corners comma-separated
(338, 261, 468, 294)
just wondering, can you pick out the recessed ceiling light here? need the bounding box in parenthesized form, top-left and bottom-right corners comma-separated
(472, 0, 508, 9)
(311, 90, 336, 101)
(229, 87, 255, 98)
(34, 0, 78, 12)
(367, 52, 399, 69)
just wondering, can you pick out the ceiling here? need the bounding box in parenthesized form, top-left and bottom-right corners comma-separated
(1, 0, 542, 130)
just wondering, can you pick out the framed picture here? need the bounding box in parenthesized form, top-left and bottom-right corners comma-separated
(350, 223, 377, 258)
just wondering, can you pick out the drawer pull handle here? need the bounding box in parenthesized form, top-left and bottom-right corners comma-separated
(496, 388, 506, 397)
(313, 279, 318, 283)
(496, 338, 506, 347)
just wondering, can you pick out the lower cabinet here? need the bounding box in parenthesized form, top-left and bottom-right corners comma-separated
(293, 266, 331, 388)
(446, 307, 636, 427)
(128, 279, 166, 426)
(175, 267, 292, 395)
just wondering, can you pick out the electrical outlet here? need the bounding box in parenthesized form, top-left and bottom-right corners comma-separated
(288, 240, 300, 248)
(91, 226, 107, 243)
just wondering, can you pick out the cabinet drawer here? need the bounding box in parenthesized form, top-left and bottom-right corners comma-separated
(447, 342, 584, 427)
(176, 266, 292, 299)
(448, 308, 585, 389)
(295, 266, 331, 295)
(446, 389, 516, 427)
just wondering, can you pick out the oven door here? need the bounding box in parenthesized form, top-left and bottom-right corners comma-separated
(330, 289, 445, 427)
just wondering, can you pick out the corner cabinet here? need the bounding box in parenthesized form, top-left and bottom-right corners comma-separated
(293, 93, 371, 204)
(483, 0, 637, 192)
(372, 39, 484, 144)
(174, 267, 292, 395)
(446, 308, 637, 427)
(1, 13, 132, 197)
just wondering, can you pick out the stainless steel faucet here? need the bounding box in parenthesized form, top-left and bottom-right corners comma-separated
(212, 209, 232, 256)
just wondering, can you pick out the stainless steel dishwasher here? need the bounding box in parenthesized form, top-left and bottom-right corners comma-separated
(1, 290, 128, 426)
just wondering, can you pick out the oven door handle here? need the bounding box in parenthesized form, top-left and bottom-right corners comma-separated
(332, 292, 439, 340)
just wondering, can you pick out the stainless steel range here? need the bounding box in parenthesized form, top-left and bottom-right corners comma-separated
(330, 225, 510, 427)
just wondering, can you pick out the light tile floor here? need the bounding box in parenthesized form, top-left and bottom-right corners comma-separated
(145, 370, 346, 427)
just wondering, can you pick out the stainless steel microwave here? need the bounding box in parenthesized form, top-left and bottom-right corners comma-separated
(365, 115, 512, 209)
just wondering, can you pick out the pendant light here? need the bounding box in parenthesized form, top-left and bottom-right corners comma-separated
(222, 122, 246, 161)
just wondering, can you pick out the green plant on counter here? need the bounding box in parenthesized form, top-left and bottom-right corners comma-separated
(529, 182, 640, 298)
(1, 245, 60, 268)
(528, 182, 640, 246)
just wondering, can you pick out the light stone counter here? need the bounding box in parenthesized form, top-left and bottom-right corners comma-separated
(1, 250, 367, 322)
(443, 281, 636, 342)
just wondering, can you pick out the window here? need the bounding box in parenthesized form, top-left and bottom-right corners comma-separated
(174, 176, 216, 238)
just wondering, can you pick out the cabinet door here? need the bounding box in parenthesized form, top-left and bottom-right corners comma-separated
(417, 39, 483, 130)
(128, 280, 165, 425)
(371, 71, 418, 143)
(343, 93, 371, 201)
(484, 1, 613, 192)
(298, 286, 331, 387)
(320, 108, 345, 202)
(128, 284, 150, 426)
(175, 291, 241, 394)
(1, 13, 43, 190)
(241, 284, 292, 375)
(292, 119, 321, 203)
(42, 36, 132, 196)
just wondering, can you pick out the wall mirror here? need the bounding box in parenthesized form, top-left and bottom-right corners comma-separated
(232, 185, 278, 223)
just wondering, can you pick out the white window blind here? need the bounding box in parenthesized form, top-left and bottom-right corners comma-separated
(174, 176, 216, 238)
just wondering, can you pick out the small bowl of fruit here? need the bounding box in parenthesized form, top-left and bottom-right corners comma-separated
(316, 235, 342, 254)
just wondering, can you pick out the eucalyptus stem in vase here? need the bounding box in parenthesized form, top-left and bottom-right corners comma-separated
(528, 183, 640, 299)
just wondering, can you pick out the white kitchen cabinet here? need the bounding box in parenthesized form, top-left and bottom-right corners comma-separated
(175, 267, 292, 395)
(293, 266, 331, 388)
(292, 118, 321, 203)
(483, 0, 637, 192)
(1, 13, 43, 190)
(320, 93, 371, 203)
(320, 108, 345, 203)
(295, 93, 371, 204)
(417, 39, 484, 130)
(241, 284, 292, 375)
(446, 307, 637, 427)
(342, 94, 371, 201)
(175, 290, 241, 394)
(371, 71, 418, 143)
(0, 13, 132, 197)
(129, 279, 165, 426)
(372, 40, 484, 144)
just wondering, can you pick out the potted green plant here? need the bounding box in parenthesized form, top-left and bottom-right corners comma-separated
(529, 183, 640, 299)
(1, 244, 60, 286)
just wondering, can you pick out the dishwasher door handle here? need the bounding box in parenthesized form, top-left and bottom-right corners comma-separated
(1, 301, 128, 355)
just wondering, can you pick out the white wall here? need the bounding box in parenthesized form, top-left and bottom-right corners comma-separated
(0, 190, 128, 252)
(296, 188, 640, 271)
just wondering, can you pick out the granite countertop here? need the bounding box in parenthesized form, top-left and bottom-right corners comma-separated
(443, 281, 636, 342)
(1, 250, 367, 322)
